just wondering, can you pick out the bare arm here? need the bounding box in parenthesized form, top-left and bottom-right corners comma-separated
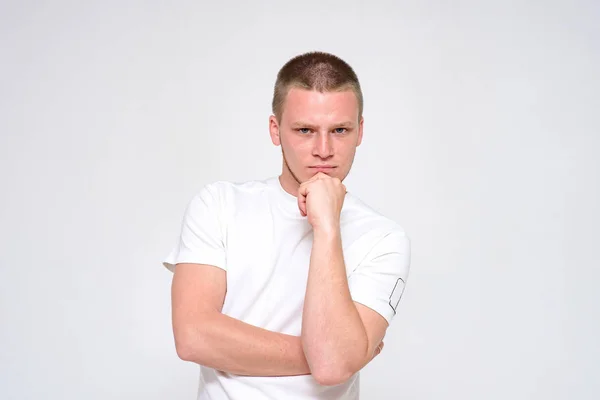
(172, 263, 311, 377)
(301, 228, 386, 385)
(302, 229, 387, 385)
(298, 174, 390, 386)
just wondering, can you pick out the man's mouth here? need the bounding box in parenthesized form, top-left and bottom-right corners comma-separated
(309, 166, 337, 172)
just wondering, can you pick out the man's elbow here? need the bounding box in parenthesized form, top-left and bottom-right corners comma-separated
(173, 310, 219, 363)
(304, 341, 367, 386)
(309, 352, 364, 386)
(174, 326, 210, 363)
(174, 330, 196, 361)
(312, 366, 356, 386)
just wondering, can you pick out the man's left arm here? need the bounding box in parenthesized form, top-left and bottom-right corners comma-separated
(297, 174, 410, 386)
(301, 229, 376, 385)
(301, 227, 409, 386)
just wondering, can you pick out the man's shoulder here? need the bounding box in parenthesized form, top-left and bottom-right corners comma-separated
(194, 177, 275, 208)
(200, 177, 273, 195)
(340, 195, 409, 274)
(344, 193, 405, 233)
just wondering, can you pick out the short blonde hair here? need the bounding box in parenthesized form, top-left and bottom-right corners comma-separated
(272, 51, 363, 122)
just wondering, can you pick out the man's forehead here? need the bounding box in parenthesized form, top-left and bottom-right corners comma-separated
(282, 88, 359, 122)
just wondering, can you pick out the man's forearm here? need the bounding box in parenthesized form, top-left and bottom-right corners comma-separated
(301, 227, 369, 383)
(178, 311, 310, 377)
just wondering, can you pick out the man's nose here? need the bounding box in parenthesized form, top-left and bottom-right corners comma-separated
(312, 132, 333, 158)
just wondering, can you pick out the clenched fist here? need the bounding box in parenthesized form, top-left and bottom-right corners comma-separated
(297, 172, 347, 232)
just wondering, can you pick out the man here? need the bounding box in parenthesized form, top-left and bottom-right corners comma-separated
(163, 51, 411, 399)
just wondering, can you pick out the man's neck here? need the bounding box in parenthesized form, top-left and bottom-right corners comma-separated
(278, 169, 301, 198)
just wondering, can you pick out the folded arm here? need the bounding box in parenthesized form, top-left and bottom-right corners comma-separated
(301, 228, 390, 386)
(171, 263, 311, 377)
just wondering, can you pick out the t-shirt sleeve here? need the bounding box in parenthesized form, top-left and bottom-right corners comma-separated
(348, 228, 411, 324)
(162, 183, 227, 273)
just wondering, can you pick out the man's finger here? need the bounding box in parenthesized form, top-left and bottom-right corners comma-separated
(374, 341, 384, 357)
(297, 190, 307, 216)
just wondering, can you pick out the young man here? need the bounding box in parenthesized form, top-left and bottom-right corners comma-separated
(163, 51, 411, 399)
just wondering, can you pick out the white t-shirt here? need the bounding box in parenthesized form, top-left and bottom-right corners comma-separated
(163, 176, 411, 400)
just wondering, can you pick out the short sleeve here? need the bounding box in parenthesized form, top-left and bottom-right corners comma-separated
(162, 183, 227, 273)
(348, 229, 411, 324)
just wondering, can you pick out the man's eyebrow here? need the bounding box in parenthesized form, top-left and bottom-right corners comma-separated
(290, 122, 319, 128)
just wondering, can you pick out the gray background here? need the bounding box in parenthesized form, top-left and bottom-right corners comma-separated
(1, 1, 598, 399)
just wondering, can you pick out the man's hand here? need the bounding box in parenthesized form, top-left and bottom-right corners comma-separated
(372, 340, 384, 360)
(297, 172, 347, 232)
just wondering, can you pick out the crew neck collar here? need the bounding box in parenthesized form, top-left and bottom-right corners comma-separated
(268, 176, 304, 219)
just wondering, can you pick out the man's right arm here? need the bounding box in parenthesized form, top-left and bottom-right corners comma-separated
(171, 262, 311, 377)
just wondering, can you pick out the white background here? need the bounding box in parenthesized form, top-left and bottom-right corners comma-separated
(1, 1, 598, 399)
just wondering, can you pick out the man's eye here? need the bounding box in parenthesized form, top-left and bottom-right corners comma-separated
(299, 128, 311, 134)
(334, 128, 347, 134)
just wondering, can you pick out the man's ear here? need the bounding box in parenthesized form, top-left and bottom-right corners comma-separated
(269, 115, 281, 146)
(357, 116, 364, 147)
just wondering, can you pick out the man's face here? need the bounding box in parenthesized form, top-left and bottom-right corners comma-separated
(269, 87, 364, 188)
